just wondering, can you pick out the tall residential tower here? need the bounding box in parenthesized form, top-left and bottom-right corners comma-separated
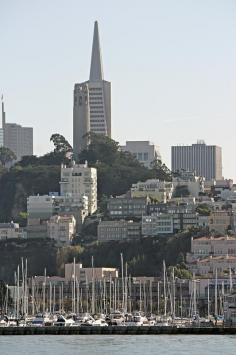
(171, 141, 222, 180)
(73, 21, 111, 157)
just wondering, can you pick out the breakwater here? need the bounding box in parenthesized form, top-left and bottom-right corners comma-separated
(0, 326, 236, 335)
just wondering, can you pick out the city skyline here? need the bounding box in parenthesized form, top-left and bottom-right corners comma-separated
(1, 1, 236, 179)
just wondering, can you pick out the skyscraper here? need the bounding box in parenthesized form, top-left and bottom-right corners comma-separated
(1, 96, 33, 161)
(73, 21, 111, 157)
(171, 141, 223, 180)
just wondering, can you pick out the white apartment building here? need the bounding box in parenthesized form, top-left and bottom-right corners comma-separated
(60, 161, 97, 215)
(172, 171, 205, 198)
(131, 179, 173, 202)
(47, 215, 76, 244)
(120, 141, 161, 168)
(0, 222, 23, 240)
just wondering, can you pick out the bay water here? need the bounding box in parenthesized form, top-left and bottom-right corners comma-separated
(0, 334, 235, 354)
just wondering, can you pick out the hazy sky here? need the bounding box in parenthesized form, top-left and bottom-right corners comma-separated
(1, 1, 236, 179)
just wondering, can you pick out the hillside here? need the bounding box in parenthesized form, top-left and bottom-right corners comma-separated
(57, 232, 193, 277)
(0, 233, 192, 283)
(0, 165, 60, 224)
(0, 238, 58, 283)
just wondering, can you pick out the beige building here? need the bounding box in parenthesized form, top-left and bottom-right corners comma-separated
(187, 235, 236, 263)
(189, 255, 236, 276)
(60, 161, 97, 215)
(47, 215, 76, 244)
(131, 179, 173, 202)
(208, 211, 231, 234)
(65, 263, 118, 282)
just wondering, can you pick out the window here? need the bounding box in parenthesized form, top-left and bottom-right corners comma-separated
(143, 152, 148, 161)
(138, 153, 143, 161)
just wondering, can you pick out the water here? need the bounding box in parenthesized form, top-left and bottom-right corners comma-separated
(0, 335, 235, 354)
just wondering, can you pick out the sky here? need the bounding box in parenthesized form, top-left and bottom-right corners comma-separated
(1, 0, 236, 179)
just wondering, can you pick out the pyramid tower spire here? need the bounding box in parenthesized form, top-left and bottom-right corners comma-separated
(89, 21, 104, 81)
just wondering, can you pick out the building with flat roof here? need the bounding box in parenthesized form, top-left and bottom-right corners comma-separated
(47, 215, 76, 244)
(60, 161, 97, 215)
(142, 214, 173, 236)
(98, 220, 141, 242)
(0, 222, 24, 240)
(120, 141, 161, 168)
(107, 196, 149, 219)
(73, 21, 111, 156)
(171, 141, 222, 180)
(131, 179, 173, 202)
(1, 97, 33, 161)
(65, 263, 118, 282)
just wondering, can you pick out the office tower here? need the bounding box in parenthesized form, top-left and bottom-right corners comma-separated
(1, 96, 33, 161)
(73, 21, 111, 157)
(120, 141, 161, 168)
(171, 140, 222, 180)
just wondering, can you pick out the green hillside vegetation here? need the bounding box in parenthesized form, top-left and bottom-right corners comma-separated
(57, 231, 193, 278)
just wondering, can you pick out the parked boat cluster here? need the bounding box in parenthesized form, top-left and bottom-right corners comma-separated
(0, 311, 214, 328)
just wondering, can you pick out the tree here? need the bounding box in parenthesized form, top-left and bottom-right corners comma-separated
(196, 204, 211, 216)
(150, 159, 172, 181)
(50, 134, 72, 154)
(79, 133, 173, 198)
(0, 147, 16, 166)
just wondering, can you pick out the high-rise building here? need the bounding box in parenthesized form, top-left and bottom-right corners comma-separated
(171, 141, 222, 180)
(73, 21, 111, 156)
(1, 97, 33, 161)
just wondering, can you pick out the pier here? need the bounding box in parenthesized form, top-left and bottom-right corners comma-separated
(0, 326, 236, 335)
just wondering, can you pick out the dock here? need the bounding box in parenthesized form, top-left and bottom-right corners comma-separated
(0, 326, 236, 335)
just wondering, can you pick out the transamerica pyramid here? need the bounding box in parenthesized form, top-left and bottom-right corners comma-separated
(73, 21, 111, 158)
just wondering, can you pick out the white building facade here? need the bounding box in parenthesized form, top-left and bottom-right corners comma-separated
(60, 162, 97, 215)
(47, 215, 76, 244)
